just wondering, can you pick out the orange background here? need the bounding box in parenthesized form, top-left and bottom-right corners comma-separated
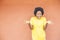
(0, 0, 60, 40)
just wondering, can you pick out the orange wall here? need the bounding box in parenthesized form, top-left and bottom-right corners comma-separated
(0, 0, 60, 40)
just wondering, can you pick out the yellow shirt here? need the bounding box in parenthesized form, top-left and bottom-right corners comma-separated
(30, 16, 47, 40)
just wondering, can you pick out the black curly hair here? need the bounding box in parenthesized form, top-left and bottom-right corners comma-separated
(34, 7, 44, 16)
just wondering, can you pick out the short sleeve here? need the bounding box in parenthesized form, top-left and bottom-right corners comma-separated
(43, 17, 47, 27)
(30, 17, 34, 25)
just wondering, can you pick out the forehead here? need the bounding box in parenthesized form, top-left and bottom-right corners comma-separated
(37, 11, 42, 14)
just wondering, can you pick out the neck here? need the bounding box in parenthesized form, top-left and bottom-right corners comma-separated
(37, 16, 42, 19)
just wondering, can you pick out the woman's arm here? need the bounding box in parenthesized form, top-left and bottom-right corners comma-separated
(44, 20, 53, 30)
(44, 23, 48, 30)
(29, 23, 33, 30)
(26, 20, 33, 30)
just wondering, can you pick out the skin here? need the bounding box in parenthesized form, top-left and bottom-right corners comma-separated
(36, 11, 42, 19)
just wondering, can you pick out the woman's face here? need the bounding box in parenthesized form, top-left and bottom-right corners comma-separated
(36, 11, 42, 18)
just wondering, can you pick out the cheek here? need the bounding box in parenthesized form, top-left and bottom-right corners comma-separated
(36, 13, 39, 16)
(36, 13, 42, 16)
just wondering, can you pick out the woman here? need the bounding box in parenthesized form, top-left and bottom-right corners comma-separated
(30, 7, 47, 40)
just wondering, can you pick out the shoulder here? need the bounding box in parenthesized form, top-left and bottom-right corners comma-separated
(41, 16, 46, 20)
(30, 16, 36, 25)
(41, 16, 46, 19)
(30, 16, 36, 20)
